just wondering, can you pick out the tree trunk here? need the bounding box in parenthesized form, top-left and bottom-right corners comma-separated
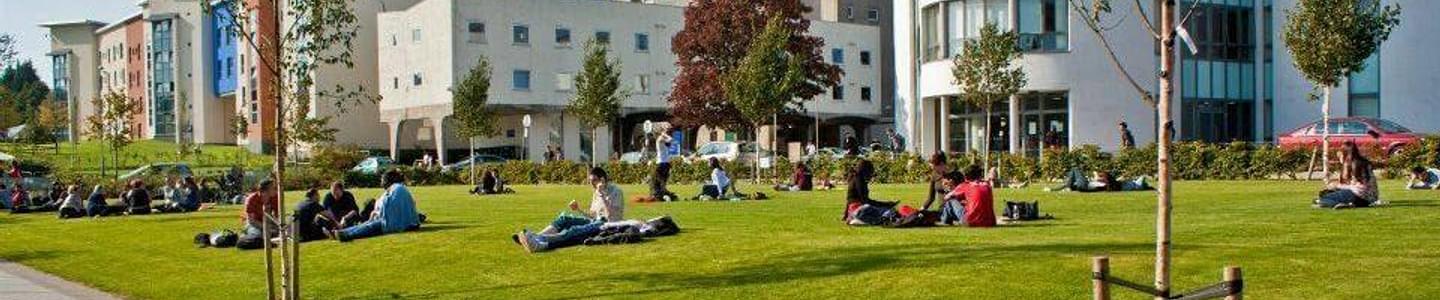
(983, 105, 992, 172)
(469, 137, 477, 187)
(591, 127, 598, 167)
(1155, 0, 1176, 298)
(1320, 86, 1331, 180)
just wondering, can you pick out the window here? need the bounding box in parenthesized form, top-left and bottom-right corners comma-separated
(845, 6, 854, 19)
(832, 86, 844, 100)
(390, 34, 397, 46)
(636, 75, 650, 94)
(595, 31, 611, 44)
(412, 29, 422, 43)
(635, 33, 649, 52)
(921, 4, 940, 61)
(512, 70, 531, 90)
(393, 77, 398, 89)
(860, 51, 871, 65)
(555, 27, 571, 46)
(413, 73, 422, 86)
(861, 87, 872, 101)
(513, 25, 529, 44)
(831, 48, 844, 64)
(1017, 0, 1069, 51)
(467, 22, 486, 43)
(868, 9, 880, 23)
(1349, 53, 1380, 118)
(556, 73, 574, 91)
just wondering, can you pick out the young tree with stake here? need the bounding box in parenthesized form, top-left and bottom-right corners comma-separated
(452, 56, 499, 185)
(567, 40, 625, 166)
(952, 23, 1027, 171)
(84, 92, 136, 177)
(1283, 0, 1400, 179)
(724, 16, 807, 183)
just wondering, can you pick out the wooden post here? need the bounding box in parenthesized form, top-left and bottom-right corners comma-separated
(1305, 147, 1318, 181)
(1225, 266, 1243, 300)
(1093, 256, 1111, 300)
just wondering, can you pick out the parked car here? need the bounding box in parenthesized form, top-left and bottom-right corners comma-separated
(351, 156, 395, 174)
(691, 141, 775, 166)
(619, 151, 686, 164)
(118, 163, 194, 182)
(442, 154, 507, 172)
(1277, 117, 1419, 156)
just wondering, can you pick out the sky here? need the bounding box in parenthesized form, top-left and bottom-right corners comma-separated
(1, 0, 139, 83)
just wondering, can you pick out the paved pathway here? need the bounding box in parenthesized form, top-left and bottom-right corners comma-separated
(0, 261, 118, 300)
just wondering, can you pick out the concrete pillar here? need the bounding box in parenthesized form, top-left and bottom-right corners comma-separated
(430, 117, 448, 165)
(386, 120, 401, 160)
(1009, 94, 1021, 154)
(938, 98, 951, 154)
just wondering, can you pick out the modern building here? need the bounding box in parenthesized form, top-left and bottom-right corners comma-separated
(377, 0, 885, 163)
(39, 20, 106, 141)
(804, 0, 897, 140)
(895, 0, 1439, 157)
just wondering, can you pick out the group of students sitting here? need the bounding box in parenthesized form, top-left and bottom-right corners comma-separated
(841, 154, 997, 228)
(4, 177, 207, 219)
(197, 170, 425, 249)
(514, 167, 680, 253)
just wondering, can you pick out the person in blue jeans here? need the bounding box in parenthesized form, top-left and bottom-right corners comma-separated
(515, 167, 624, 253)
(332, 170, 421, 242)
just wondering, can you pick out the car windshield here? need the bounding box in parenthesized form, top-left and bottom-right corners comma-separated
(696, 143, 732, 155)
(1372, 119, 1411, 133)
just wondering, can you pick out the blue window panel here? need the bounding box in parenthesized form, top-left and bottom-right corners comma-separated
(513, 70, 531, 90)
(831, 48, 844, 64)
(1197, 60, 1211, 99)
(1183, 59, 1197, 98)
(211, 1, 238, 96)
(1241, 63, 1254, 99)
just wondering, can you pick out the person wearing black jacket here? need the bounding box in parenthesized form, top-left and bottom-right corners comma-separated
(123, 179, 152, 215)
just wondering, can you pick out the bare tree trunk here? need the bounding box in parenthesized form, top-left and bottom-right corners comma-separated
(983, 105, 992, 172)
(469, 137, 477, 187)
(1320, 86, 1331, 179)
(1154, 0, 1176, 298)
(262, 213, 276, 300)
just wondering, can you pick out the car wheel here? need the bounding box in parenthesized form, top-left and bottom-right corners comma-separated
(1388, 145, 1406, 157)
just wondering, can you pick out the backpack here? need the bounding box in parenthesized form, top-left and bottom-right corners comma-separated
(584, 227, 645, 245)
(195, 230, 239, 248)
(1003, 201, 1046, 221)
(641, 216, 680, 237)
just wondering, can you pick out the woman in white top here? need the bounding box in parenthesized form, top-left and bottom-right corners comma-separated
(58, 185, 85, 219)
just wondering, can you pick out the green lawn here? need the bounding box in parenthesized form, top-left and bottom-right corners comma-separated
(0, 181, 1437, 299)
(1, 140, 272, 174)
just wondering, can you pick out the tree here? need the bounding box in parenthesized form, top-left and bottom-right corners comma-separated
(206, 0, 373, 298)
(724, 16, 807, 183)
(568, 40, 626, 166)
(669, 0, 840, 130)
(1069, 0, 1185, 297)
(1, 61, 50, 117)
(452, 56, 498, 184)
(1283, 0, 1400, 179)
(0, 33, 16, 68)
(0, 87, 24, 130)
(952, 23, 1027, 171)
(230, 111, 251, 167)
(36, 98, 68, 151)
(84, 92, 137, 177)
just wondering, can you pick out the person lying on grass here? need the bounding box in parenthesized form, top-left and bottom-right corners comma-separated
(1317, 142, 1381, 209)
(1045, 168, 1152, 192)
(1406, 166, 1440, 190)
(328, 170, 423, 242)
(514, 167, 624, 253)
(773, 162, 814, 192)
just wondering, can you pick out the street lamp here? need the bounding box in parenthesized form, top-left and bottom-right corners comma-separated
(522, 114, 532, 161)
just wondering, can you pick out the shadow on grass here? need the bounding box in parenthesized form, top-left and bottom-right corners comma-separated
(0, 249, 74, 264)
(1378, 199, 1440, 208)
(370, 241, 1165, 300)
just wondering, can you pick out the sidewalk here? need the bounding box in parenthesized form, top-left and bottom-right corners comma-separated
(0, 261, 118, 300)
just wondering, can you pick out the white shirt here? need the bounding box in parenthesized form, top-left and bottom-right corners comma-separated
(590, 183, 625, 221)
(711, 168, 731, 191)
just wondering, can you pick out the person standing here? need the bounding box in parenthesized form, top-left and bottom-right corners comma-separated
(887, 129, 905, 153)
(1118, 122, 1135, 150)
(650, 129, 678, 201)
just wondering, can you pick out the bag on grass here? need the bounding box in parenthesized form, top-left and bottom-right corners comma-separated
(641, 216, 681, 237)
(1003, 201, 1046, 221)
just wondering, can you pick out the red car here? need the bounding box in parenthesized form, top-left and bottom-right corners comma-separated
(1277, 117, 1420, 157)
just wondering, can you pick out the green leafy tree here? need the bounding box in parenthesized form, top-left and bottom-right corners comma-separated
(452, 56, 498, 183)
(723, 16, 806, 182)
(84, 92, 136, 177)
(1, 61, 49, 117)
(1283, 0, 1400, 178)
(206, 0, 375, 298)
(952, 23, 1027, 171)
(36, 97, 68, 151)
(0, 87, 24, 129)
(0, 33, 16, 68)
(230, 111, 251, 167)
(567, 40, 626, 166)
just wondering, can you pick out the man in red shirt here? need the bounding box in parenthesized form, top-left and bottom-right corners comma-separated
(933, 165, 996, 227)
(243, 180, 279, 234)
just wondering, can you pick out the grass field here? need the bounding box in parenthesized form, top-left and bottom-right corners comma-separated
(1, 140, 272, 174)
(0, 181, 1437, 299)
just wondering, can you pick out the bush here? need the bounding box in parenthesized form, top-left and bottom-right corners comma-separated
(1384, 136, 1440, 179)
(311, 144, 367, 174)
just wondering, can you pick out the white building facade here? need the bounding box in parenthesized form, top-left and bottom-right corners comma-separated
(896, 0, 1439, 157)
(378, 0, 884, 163)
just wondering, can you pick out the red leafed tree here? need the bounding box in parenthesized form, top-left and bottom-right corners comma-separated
(669, 0, 841, 129)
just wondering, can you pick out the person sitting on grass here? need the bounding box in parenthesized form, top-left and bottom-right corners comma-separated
(921, 171, 966, 225)
(471, 169, 514, 195)
(514, 167, 624, 253)
(330, 170, 421, 242)
(924, 153, 950, 208)
(951, 165, 996, 227)
(242, 180, 280, 241)
(1317, 142, 1380, 209)
(320, 181, 362, 229)
(157, 177, 201, 213)
(843, 159, 902, 224)
(58, 185, 86, 219)
(122, 179, 152, 215)
(84, 185, 123, 217)
(693, 158, 746, 200)
(774, 162, 814, 192)
(292, 188, 329, 242)
(1406, 166, 1440, 190)
(8, 184, 29, 214)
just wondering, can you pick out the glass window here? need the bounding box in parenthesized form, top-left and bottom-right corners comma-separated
(513, 70, 531, 90)
(636, 75, 650, 93)
(832, 86, 844, 100)
(595, 31, 611, 44)
(467, 22, 486, 43)
(1017, 0, 1068, 51)
(831, 48, 844, 64)
(921, 4, 940, 61)
(1349, 52, 1380, 117)
(860, 51, 871, 65)
(635, 33, 649, 52)
(946, 1, 965, 57)
(555, 27, 571, 46)
(412, 29, 422, 42)
(965, 0, 983, 38)
(555, 73, 573, 91)
(413, 73, 422, 86)
(868, 9, 880, 22)
(1373, 119, 1410, 133)
(985, 0, 1008, 30)
(861, 87, 872, 101)
(513, 25, 529, 44)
